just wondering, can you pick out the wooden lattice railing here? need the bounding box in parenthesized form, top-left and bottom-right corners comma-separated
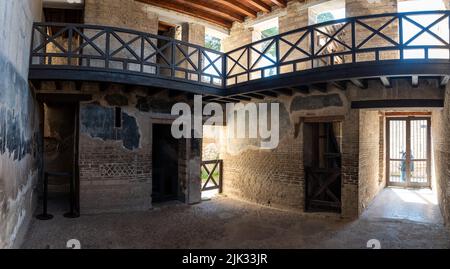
(30, 11, 450, 91)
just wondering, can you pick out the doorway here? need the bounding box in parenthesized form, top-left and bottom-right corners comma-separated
(303, 121, 342, 213)
(41, 101, 80, 215)
(152, 124, 182, 203)
(386, 117, 431, 188)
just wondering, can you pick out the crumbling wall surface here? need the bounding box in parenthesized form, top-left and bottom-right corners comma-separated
(74, 83, 201, 213)
(219, 89, 349, 211)
(78, 86, 151, 213)
(220, 100, 304, 210)
(358, 110, 383, 214)
(0, 0, 42, 248)
(432, 87, 450, 224)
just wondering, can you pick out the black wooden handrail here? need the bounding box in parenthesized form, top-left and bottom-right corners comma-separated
(30, 11, 450, 91)
(30, 22, 226, 88)
(224, 10, 450, 86)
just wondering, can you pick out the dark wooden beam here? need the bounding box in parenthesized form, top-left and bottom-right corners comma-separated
(290, 86, 310, 94)
(37, 93, 92, 103)
(270, 0, 287, 8)
(213, 0, 257, 18)
(220, 97, 241, 103)
(148, 87, 166, 96)
(440, 75, 449, 88)
(380, 76, 392, 88)
(243, 93, 265, 100)
(203, 95, 219, 101)
(230, 95, 252, 101)
(330, 81, 347, 91)
(179, 0, 245, 23)
(242, 0, 271, 12)
(411, 75, 419, 88)
(259, 91, 278, 98)
(137, 0, 233, 28)
(350, 79, 368, 89)
(311, 83, 328, 93)
(158, 21, 176, 32)
(276, 88, 293, 96)
(75, 81, 82, 91)
(169, 90, 186, 98)
(352, 99, 444, 109)
(99, 82, 109, 92)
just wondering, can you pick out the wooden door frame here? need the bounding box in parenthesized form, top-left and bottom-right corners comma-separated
(385, 116, 431, 188)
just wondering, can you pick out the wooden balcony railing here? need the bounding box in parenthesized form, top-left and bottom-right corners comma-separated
(30, 11, 450, 91)
(30, 22, 225, 88)
(225, 10, 450, 86)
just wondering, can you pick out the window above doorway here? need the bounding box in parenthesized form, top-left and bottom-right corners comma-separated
(308, 0, 346, 25)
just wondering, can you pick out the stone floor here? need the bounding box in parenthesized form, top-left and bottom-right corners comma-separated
(22, 188, 450, 249)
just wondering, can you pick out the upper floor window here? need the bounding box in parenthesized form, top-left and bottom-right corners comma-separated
(252, 18, 279, 77)
(205, 34, 222, 52)
(398, 0, 448, 59)
(204, 28, 226, 84)
(309, 0, 346, 25)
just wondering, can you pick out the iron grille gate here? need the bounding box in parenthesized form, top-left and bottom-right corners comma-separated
(201, 160, 223, 193)
(386, 117, 431, 188)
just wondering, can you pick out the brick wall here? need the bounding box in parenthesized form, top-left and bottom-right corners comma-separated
(431, 87, 450, 224)
(84, 0, 158, 33)
(209, 90, 350, 212)
(358, 110, 383, 214)
(221, 122, 304, 210)
(341, 108, 360, 218)
(58, 83, 203, 213)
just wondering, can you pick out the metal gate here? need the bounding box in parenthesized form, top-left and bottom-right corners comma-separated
(201, 159, 223, 193)
(386, 117, 431, 188)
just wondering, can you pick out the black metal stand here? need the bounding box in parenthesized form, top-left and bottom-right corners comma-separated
(36, 172, 53, 220)
(64, 172, 80, 218)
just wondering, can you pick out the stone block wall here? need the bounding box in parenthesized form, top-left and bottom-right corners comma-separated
(84, 0, 158, 33)
(340, 108, 360, 218)
(69, 84, 202, 213)
(212, 89, 354, 213)
(0, 0, 43, 248)
(358, 110, 383, 214)
(220, 101, 304, 209)
(431, 87, 450, 224)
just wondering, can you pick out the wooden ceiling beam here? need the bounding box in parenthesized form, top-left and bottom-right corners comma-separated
(243, 0, 272, 13)
(380, 76, 392, 88)
(412, 75, 419, 88)
(243, 93, 266, 100)
(177, 0, 245, 23)
(270, 0, 287, 8)
(351, 79, 368, 89)
(213, 0, 258, 18)
(137, 0, 232, 28)
(440, 75, 450, 88)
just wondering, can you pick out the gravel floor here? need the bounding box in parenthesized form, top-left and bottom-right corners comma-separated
(22, 189, 450, 249)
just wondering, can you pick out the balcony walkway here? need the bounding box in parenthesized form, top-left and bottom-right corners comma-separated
(29, 11, 450, 104)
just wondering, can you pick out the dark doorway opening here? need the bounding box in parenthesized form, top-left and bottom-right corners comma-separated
(304, 122, 342, 213)
(152, 124, 182, 203)
(41, 101, 80, 215)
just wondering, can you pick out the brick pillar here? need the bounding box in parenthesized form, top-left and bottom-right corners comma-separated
(341, 108, 360, 219)
(187, 137, 202, 204)
(180, 23, 205, 82)
(182, 23, 206, 46)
